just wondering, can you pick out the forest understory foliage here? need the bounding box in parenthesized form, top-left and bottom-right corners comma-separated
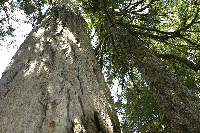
(1, 0, 200, 132)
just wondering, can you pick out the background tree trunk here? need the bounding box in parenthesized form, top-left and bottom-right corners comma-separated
(0, 6, 121, 133)
(111, 25, 200, 132)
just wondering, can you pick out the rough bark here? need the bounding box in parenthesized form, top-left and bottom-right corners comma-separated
(0, 6, 121, 133)
(111, 25, 200, 132)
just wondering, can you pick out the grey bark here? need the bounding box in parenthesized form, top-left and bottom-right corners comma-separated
(111, 25, 200, 132)
(0, 6, 121, 133)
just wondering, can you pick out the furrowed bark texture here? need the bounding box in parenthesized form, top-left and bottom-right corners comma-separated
(111, 25, 200, 132)
(0, 6, 121, 133)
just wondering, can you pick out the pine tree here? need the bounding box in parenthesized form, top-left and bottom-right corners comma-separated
(0, 5, 121, 133)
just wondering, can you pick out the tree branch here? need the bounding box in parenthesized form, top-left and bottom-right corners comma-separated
(155, 53, 200, 71)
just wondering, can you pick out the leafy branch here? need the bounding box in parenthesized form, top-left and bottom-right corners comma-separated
(155, 53, 200, 71)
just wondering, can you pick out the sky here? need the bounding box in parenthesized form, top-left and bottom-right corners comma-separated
(0, 21, 32, 79)
(0, 2, 49, 78)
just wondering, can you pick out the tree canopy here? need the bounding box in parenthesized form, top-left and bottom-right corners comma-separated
(78, 1, 200, 131)
(1, 0, 200, 132)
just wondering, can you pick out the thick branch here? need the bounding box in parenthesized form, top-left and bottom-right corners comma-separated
(155, 53, 200, 71)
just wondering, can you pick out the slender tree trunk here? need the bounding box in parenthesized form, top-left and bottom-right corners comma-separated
(111, 25, 200, 132)
(0, 6, 121, 133)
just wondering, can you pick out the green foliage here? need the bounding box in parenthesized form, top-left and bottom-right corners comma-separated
(0, 0, 48, 40)
(0, 0, 9, 5)
(1, 0, 200, 132)
(18, 0, 36, 15)
(0, 1, 18, 40)
(116, 79, 175, 132)
(144, 0, 200, 94)
(78, 0, 200, 132)
(62, 0, 80, 9)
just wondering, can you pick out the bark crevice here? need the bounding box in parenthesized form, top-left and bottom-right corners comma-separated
(0, 5, 121, 133)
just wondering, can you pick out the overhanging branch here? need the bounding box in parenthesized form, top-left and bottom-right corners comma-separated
(155, 53, 200, 71)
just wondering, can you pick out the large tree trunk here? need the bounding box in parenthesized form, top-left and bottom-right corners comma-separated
(0, 6, 121, 133)
(111, 25, 200, 132)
